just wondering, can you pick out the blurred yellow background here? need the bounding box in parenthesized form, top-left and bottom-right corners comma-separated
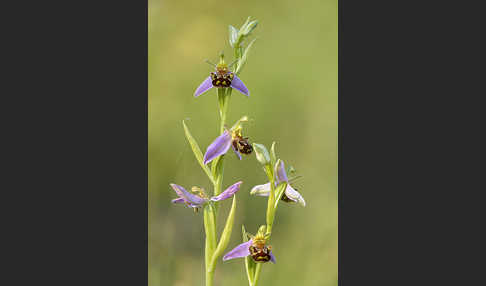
(149, 0, 337, 285)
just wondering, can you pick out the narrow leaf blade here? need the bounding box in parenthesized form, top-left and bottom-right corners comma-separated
(182, 120, 215, 184)
(211, 195, 237, 266)
(236, 38, 257, 75)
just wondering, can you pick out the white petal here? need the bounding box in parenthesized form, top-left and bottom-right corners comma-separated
(250, 182, 271, 196)
(285, 184, 306, 207)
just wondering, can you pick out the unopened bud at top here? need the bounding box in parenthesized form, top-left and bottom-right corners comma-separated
(229, 17, 259, 48)
(239, 17, 258, 38)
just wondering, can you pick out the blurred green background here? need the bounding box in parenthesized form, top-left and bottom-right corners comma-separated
(149, 0, 337, 285)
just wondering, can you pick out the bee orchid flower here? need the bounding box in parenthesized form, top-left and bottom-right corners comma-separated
(250, 160, 306, 207)
(223, 230, 276, 263)
(194, 55, 250, 97)
(170, 181, 242, 209)
(203, 119, 253, 165)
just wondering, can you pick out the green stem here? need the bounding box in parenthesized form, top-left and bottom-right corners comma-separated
(204, 204, 217, 286)
(212, 87, 231, 208)
(252, 264, 263, 286)
(264, 164, 276, 235)
(205, 87, 232, 286)
(218, 88, 231, 134)
(253, 165, 276, 286)
(206, 269, 215, 286)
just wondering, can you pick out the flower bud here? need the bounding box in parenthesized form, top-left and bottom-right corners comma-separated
(253, 143, 271, 165)
(231, 17, 259, 48)
(239, 19, 258, 37)
(228, 25, 238, 47)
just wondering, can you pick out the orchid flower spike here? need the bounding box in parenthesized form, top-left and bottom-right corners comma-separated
(223, 226, 276, 263)
(250, 160, 306, 207)
(203, 116, 252, 165)
(170, 181, 242, 209)
(194, 53, 250, 97)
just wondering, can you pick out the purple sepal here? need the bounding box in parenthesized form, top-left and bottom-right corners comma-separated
(171, 198, 185, 204)
(211, 181, 242, 201)
(231, 144, 242, 160)
(203, 130, 232, 165)
(170, 184, 207, 206)
(269, 251, 276, 264)
(223, 240, 252, 261)
(276, 160, 288, 183)
(194, 76, 214, 97)
(230, 75, 250, 96)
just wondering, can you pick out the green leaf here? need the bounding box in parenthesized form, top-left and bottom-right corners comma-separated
(229, 25, 238, 47)
(210, 196, 237, 268)
(182, 120, 215, 185)
(204, 204, 217, 266)
(242, 225, 256, 282)
(236, 38, 257, 75)
(264, 164, 274, 184)
(274, 182, 288, 210)
(242, 225, 249, 242)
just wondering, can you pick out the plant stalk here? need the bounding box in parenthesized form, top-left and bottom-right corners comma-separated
(206, 269, 215, 286)
(254, 164, 276, 286)
(252, 264, 263, 286)
(205, 87, 232, 286)
(204, 203, 217, 286)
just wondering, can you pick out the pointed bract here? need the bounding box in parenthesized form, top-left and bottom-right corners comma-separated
(230, 75, 250, 96)
(194, 76, 214, 97)
(203, 130, 232, 164)
(211, 181, 243, 201)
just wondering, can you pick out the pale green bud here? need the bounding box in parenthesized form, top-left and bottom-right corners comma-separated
(253, 143, 271, 165)
(228, 25, 238, 47)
